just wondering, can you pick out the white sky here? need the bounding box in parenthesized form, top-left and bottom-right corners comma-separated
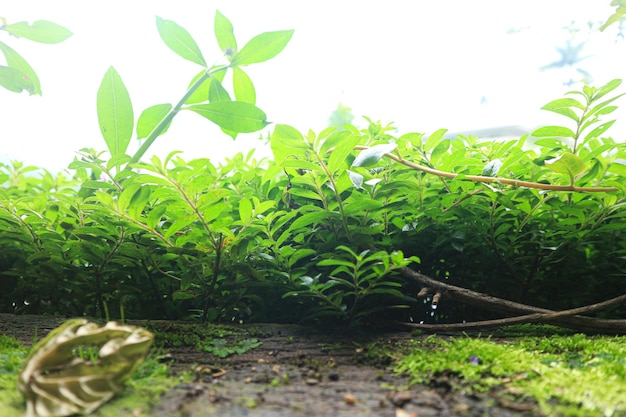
(2, 1, 625, 172)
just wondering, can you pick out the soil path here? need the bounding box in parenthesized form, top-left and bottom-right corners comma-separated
(0, 314, 538, 417)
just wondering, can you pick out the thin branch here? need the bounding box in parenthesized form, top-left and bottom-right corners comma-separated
(399, 266, 626, 334)
(353, 146, 619, 193)
(391, 292, 626, 332)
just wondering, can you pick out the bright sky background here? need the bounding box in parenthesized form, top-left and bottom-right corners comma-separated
(2, 1, 625, 172)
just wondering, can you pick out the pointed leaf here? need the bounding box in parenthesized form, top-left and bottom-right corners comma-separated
(238, 198, 253, 221)
(328, 132, 361, 173)
(271, 124, 307, 164)
(208, 76, 231, 102)
(424, 128, 448, 152)
(233, 66, 256, 104)
(214, 10, 237, 56)
(185, 67, 226, 104)
(4, 20, 72, 44)
(593, 79, 622, 101)
(156, 17, 206, 66)
(545, 152, 586, 177)
(0, 41, 41, 94)
(531, 126, 575, 138)
(137, 103, 172, 139)
(232, 30, 294, 66)
(352, 143, 397, 167)
(0, 65, 34, 94)
(541, 98, 584, 121)
(97, 66, 134, 156)
(347, 170, 364, 189)
(185, 101, 269, 133)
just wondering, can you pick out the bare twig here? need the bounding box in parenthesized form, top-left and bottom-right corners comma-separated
(398, 266, 626, 334)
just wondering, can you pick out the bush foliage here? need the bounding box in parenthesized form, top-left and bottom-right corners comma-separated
(1, 12, 625, 325)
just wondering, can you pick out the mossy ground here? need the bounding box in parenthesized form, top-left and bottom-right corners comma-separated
(393, 327, 626, 416)
(3, 322, 626, 416)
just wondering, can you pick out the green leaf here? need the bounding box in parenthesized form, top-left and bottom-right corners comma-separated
(4, 20, 72, 44)
(239, 198, 253, 221)
(531, 126, 575, 138)
(0, 64, 34, 94)
(593, 79, 622, 101)
(97, 67, 134, 157)
(600, 6, 626, 31)
(271, 124, 307, 164)
(0, 41, 41, 94)
(327, 132, 360, 173)
(424, 128, 448, 152)
(232, 30, 294, 66)
(185, 67, 226, 104)
(233, 67, 256, 104)
(481, 159, 502, 177)
(347, 170, 364, 189)
(156, 17, 206, 67)
(545, 152, 585, 178)
(214, 11, 237, 56)
(287, 210, 341, 233)
(541, 98, 584, 122)
(583, 120, 616, 143)
(208, 76, 231, 103)
(185, 101, 269, 133)
(136, 103, 172, 139)
(352, 143, 397, 167)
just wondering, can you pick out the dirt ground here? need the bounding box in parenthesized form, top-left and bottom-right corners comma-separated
(0, 314, 540, 417)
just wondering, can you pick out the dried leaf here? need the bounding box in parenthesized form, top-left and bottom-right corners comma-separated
(19, 319, 153, 417)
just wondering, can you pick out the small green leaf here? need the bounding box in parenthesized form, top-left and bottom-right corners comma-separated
(233, 67, 256, 104)
(136, 103, 172, 139)
(97, 66, 134, 157)
(531, 126, 575, 138)
(4, 20, 72, 44)
(347, 170, 364, 189)
(185, 67, 227, 104)
(583, 120, 616, 143)
(208, 76, 231, 103)
(545, 152, 586, 177)
(541, 98, 583, 121)
(0, 65, 34, 94)
(424, 128, 448, 152)
(238, 198, 253, 221)
(327, 132, 360, 173)
(156, 17, 206, 67)
(352, 143, 397, 167)
(271, 124, 307, 164)
(232, 30, 294, 66)
(0, 41, 41, 94)
(481, 159, 502, 177)
(593, 79, 622, 101)
(185, 101, 269, 133)
(214, 11, 237, 56)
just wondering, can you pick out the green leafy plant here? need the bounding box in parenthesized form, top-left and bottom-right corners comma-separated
(197, 338, 262, 358)
(94, 11, 293, 168)
(0, 17, 72, 94)
(1, 9, 625, 332)
(284, 246, 419, 323)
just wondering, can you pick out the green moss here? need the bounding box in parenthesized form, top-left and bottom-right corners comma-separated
(395, 332, 626, 416)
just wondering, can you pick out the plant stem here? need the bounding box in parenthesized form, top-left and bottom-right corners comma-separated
(129, 65, 228, 167)
(353, 146, 619, 192)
